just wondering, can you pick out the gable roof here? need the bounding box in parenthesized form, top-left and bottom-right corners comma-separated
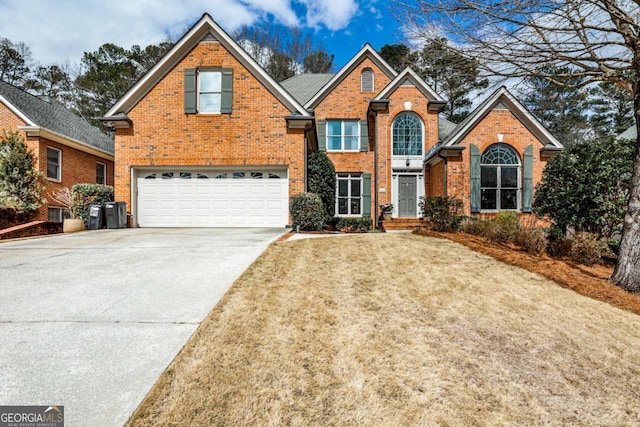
(439, 117, 457, 140)
(0, 80, 114, 156)
(304, 44, 397, 110)
(281, 74, 334, 106)
(442, 86, 563, 148)
(105, 13, 308, 118)
(374, 67, 445, 107)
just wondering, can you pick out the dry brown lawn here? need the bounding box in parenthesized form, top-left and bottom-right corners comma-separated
(129, 233, 640, 426)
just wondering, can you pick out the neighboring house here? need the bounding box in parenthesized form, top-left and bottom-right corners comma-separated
(102, 13, 562, 229)
(618, 124, 637, 141)
(0, 80, 114, 224)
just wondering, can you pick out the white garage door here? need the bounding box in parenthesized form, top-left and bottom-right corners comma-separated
(137, 170, 288, 227)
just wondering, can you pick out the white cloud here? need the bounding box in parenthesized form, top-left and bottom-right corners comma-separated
(0, 0, 359, 66)
(299, 0, 359, 31)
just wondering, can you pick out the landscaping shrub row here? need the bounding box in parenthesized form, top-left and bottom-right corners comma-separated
(419, 196, 612, 266)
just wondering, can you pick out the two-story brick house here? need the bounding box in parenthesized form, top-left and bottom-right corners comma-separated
(103, 13, 561, 228)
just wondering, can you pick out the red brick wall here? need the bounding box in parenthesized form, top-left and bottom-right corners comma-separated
(114, 41, 306, 217)
(376, 87, 440, 208)
(442, 108, 552, 216)
(1, 103, 114, 223)
(34, 137, 114, 221)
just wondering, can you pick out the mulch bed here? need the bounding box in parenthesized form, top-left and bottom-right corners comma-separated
(414, 229, 640, 316)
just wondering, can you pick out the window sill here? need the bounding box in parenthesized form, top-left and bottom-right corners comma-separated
(327, 149, 361, 153)
(47, 177, 61, 183)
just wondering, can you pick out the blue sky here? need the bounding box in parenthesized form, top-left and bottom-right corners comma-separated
(0, 0, 406, 71)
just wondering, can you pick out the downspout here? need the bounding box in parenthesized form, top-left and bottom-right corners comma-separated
(437, 149, 448, 197)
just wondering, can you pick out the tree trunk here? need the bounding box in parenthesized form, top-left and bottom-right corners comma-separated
(611, 89, 640, 292)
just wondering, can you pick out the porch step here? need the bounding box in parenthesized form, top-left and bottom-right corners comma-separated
(381, 218, 424, 231)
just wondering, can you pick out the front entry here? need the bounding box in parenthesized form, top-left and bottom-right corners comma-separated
(398, 175, 417, 217)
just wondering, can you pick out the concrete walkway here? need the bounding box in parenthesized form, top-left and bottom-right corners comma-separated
(0, 228, 284, 426)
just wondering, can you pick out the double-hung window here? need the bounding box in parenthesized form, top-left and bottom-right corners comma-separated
(198, 70, 222, 113)
(327, 120, 360, 151)
(480, 144, 521, 210)
(96, 162, 106, 185)
(336, 173, 362, 216)
(47, 147, 61, 181)
(184, 68, 233, 114)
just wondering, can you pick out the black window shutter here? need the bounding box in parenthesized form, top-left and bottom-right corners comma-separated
(470, 144, 481, 213)
(220, 68, 233, 113)
(362, 173, 371, 217)
(184, 68, 197, 114)
(360, 120, 369, 152)
(317, 120, 327, 151)
(523, 144, 533, 213)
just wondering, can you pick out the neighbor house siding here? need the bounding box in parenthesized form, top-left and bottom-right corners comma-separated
(113, 41, 306, 216)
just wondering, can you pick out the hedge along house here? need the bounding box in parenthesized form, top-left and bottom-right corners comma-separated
(101, 13, 312, 228)
(0, 80, 114, 226)
(424, 87, 563, 217)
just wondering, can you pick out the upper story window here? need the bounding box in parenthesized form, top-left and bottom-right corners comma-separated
(392, 113, 423, 156)
(47, 147, 61, 181)
(361, 68, 374, 92)
(184, 68, 233, 114)
(481, 144, 521, 211)
(198, 70, 222, 113)
(327, 120, 360, 151)
(96, 162, 106, 185)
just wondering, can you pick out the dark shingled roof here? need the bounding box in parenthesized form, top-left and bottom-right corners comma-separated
(0, 80, 114, 155)
(280, 74, 334, 106)
(438, 117, 457, 141)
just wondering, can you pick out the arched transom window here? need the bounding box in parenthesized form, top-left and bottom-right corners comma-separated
(481, 144, 521, 210)
(392, 113, 423, 156)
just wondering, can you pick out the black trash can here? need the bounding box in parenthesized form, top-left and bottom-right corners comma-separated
(104, 201, 127, 229)
(87, 204, 105, 230)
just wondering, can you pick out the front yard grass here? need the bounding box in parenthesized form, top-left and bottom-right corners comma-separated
(129, 233, 640, 426)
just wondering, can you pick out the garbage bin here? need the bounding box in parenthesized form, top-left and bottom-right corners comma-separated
(104, 201, 127, 229)
(87, 204, 104, 230)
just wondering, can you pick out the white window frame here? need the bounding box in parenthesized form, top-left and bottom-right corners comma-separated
(96, 162, 107, 185)
(335, 173, 363, 217)
(391, 113, 424, 157)
(197, 69, 222, 114)
(361, 68, 374, 92)
(326, 120, 360, 152)
(480, 145, 522, 212)
(46, 147, 61, 181)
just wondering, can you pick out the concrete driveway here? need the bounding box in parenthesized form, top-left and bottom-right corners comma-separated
(0, 228, 285, 426)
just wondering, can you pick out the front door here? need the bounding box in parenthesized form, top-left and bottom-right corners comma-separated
(398, 175, 417, 217)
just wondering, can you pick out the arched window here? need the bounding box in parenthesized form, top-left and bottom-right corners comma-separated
(481, 144, 521, 210)
(361, 68, 374, 92)
(392, 113, 423, 156)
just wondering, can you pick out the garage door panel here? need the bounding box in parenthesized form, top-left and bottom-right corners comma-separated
(137, 169, 288, 227)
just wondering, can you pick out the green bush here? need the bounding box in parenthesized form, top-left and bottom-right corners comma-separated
(484, 212, 521, 243)
(570, 232, 606, 266)
(71, 183, 114, 226)
(459, 216, 489, 235)
(307, 151, 336, 218)
(515, 227, 548, 255)
(419, 196, 463, 232)
(289, 192, 325, 231)
(0, 130, 46, 214)
(336, 217, 372, 233)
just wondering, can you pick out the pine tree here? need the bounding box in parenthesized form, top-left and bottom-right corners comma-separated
(0, 130, 46, 214)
